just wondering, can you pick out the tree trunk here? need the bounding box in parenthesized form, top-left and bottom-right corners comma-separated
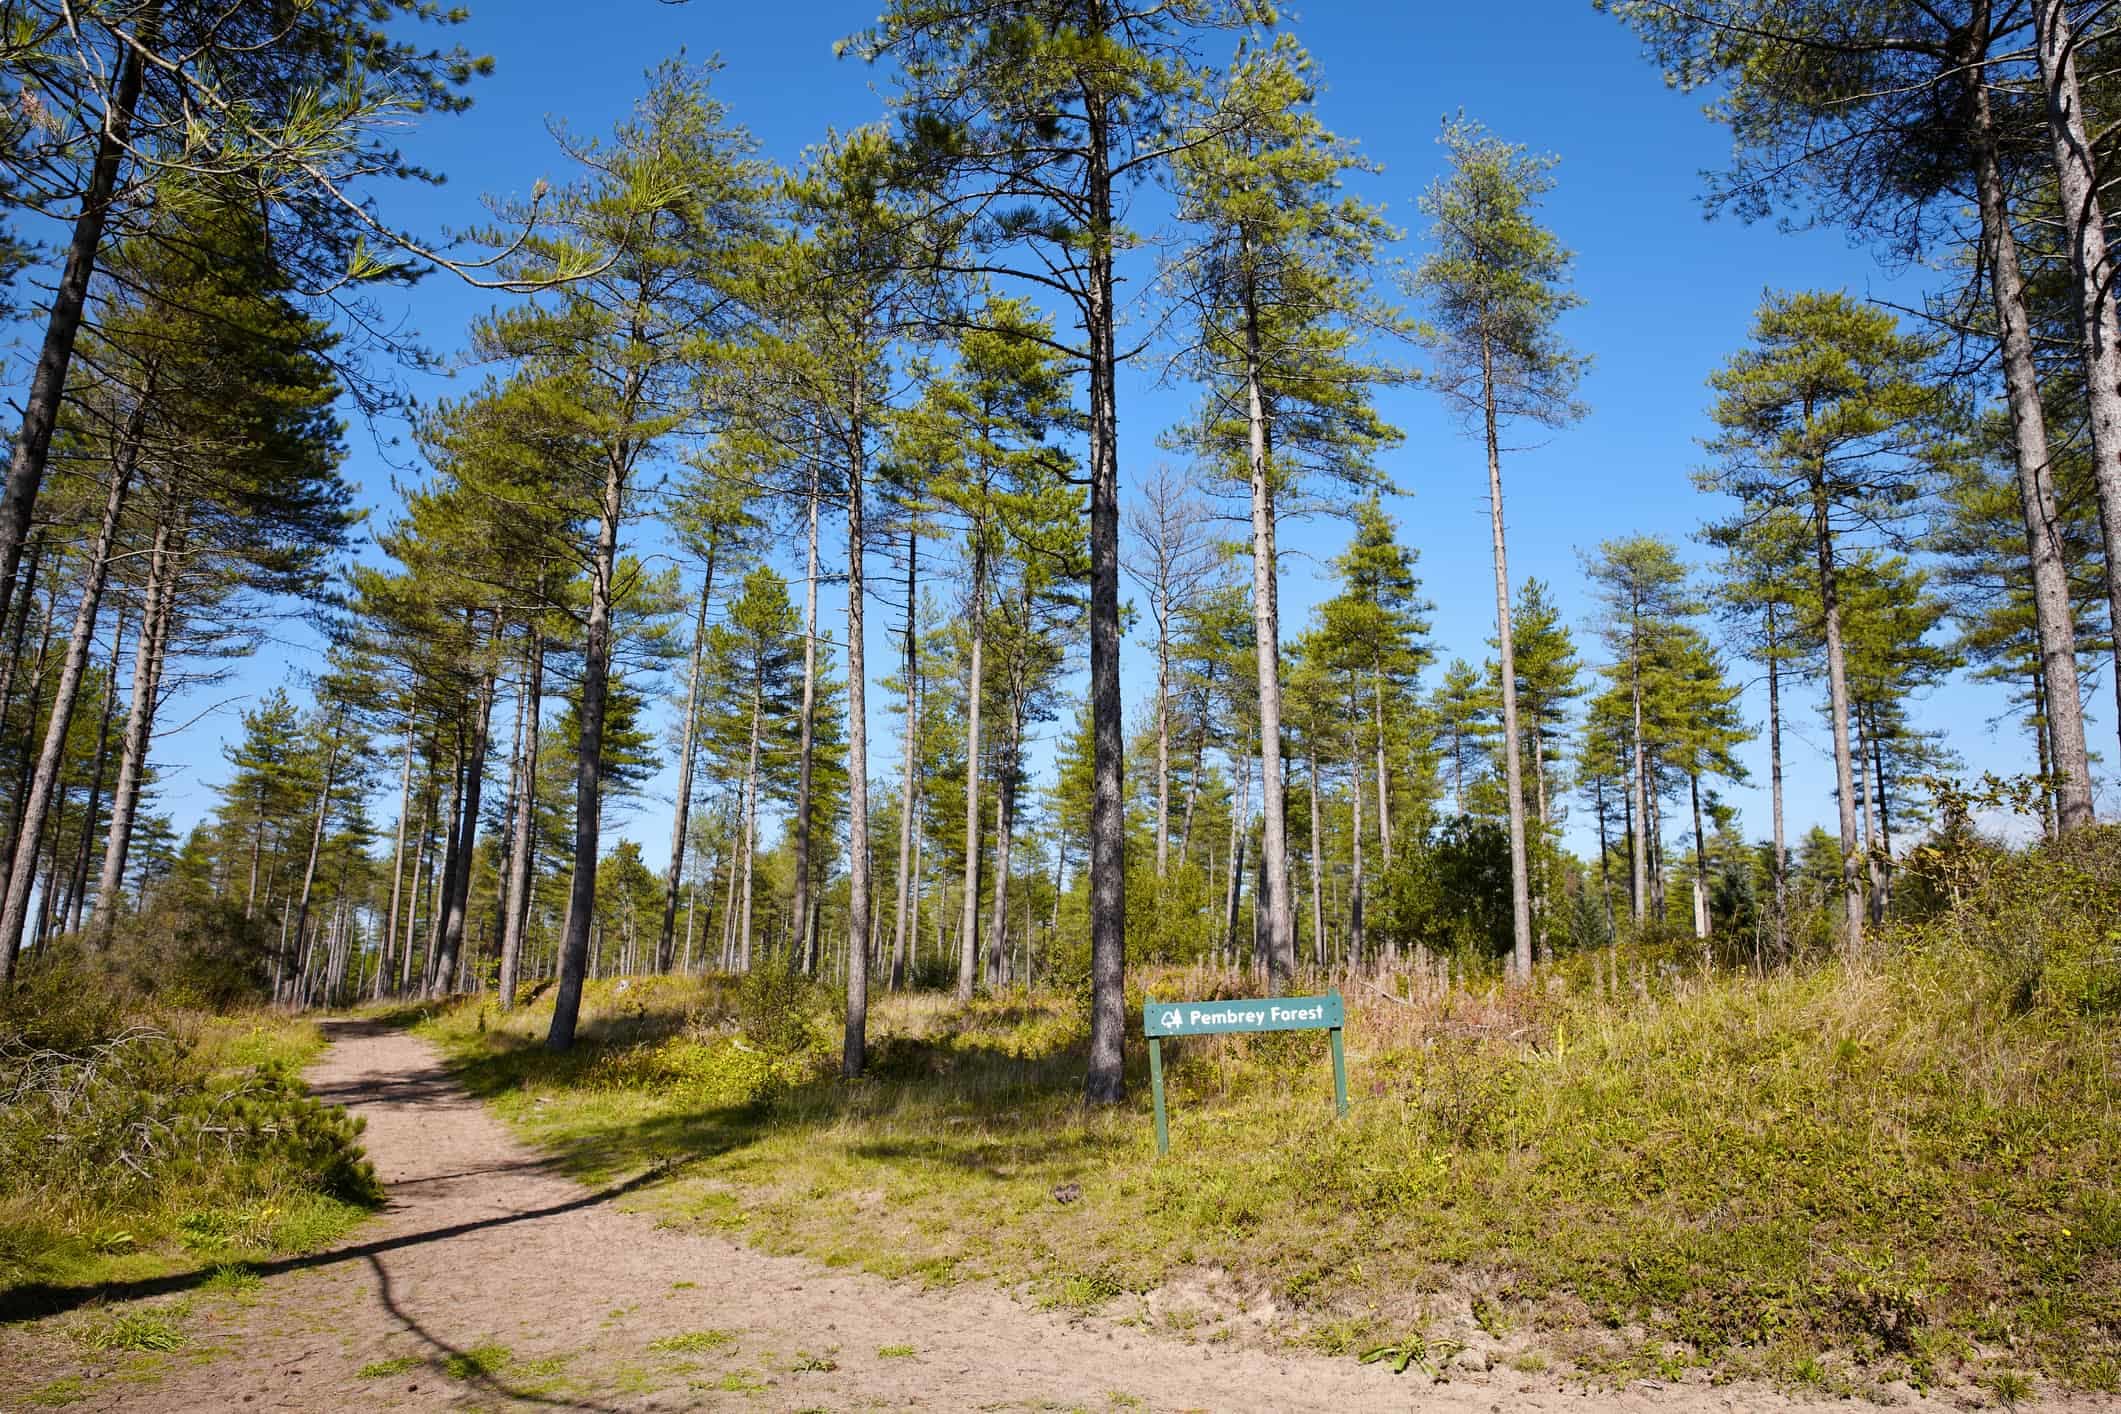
(1530, 713, 1550, 965)
(1856, 704, 1884, 927)
(1482, 336, 1534, 980)
(1873, 713, 1896, 919)
(1242, 272, 1295, 988)
(422, 733, 464, 994)
(1593, 773, 1614, 938)
(1966, 47, 2096, 830)
(1222, 732, 1252, 961)
(891, 524, 920, 992)
(2030, 0, 2121, 781)
(286, 719, 343, 1006)
(0, 399, 141, 976)
(546, 445, 624, 1051)
(1689, 769, 1709, 956)
(498, 633, 541, 1009)
(1082, 66, 1126, 1104)
(1812, 481, 1866, 951)
(379, 724, 415, 1000)
(1155, 605, 1171, 878)
(0, 34, 147, 651)
(738, 676, 763, 973)
(433, 626, 497, 997)
(1308, 756, 1326, 969)
(1628, 633, 1649, 928)
(955, 537, 986, 1001)
(984, 729, 1017, 989)
(1766, 600, 1788, 961)
(1373, 676, 1392, 869)
(843, 387, 873, 1077)
(399, 761, 433, 994)
(660, 539, 718, 971)
(1178, 722, 1203, 867)
(91, 512, 178, 940)
(793, 455, 821, 978)
(1348, 729, 1365, 965)
(64, 605, 124, 937)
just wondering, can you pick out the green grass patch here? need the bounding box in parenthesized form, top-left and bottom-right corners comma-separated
(23, 1376, 88, 1407)
(648, 1328, 735, 1353)
(357, 1355, 423, 1379)
(877, 1343, 917, 1358)
(442, 1342, 511, 1379)
(412, 830, 2121, 1395)
(70, 1305, 187, 1352)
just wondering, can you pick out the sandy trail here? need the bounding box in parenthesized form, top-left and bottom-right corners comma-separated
(0, 1022, 2063, 1412)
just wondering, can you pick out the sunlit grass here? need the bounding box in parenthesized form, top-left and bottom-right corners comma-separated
(414, 833, 2121, 1394)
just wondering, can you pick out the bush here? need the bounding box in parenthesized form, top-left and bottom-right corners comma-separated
(0, 984, 378, 1293)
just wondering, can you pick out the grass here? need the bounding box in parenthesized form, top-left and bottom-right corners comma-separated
(647, 1328, 735, 1353)
(357, 1355, 423, 1378)
(407, 830, 2121, 1396)
(877, 1343, 917, 1358)
(0, 1005, 377, 1311)
(442, 1341, 512, 1379)
(70, 1305, 187, 1353)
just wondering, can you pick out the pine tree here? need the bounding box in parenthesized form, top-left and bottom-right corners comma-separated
(1606, 0, 2099, 841)
(1408, 116, 1588, 981)
(1165, 34, 1405, 989)
(1704, 505, 1811, 955)
(848, 0, 1260, 1102)
(1702, 291, 1963, 948)
(470, 61, 769, 1051)
(1585, 536, 1700, 935)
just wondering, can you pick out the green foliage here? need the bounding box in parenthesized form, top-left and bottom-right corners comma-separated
(1370, 817, 1514, 961)
(0, 983, 377, 1300)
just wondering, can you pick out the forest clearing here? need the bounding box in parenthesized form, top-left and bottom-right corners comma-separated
(3, 0, 2121, 1409)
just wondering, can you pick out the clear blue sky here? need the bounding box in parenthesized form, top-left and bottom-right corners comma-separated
(109, 1, 2094, 859)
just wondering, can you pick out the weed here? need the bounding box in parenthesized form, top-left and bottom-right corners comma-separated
(71, 1306, 186, 1352)
(1986, 1369, 2036, 1409)
(790, 1350, 839, 1371)
(1359, 1332, 1463, 1377)
(357, 1355, 422, 1378)
(878, 1343, 917, 1358)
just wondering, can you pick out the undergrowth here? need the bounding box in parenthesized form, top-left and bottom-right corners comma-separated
(0, 948, 380, 1312)
(413, 829, 2121, 1396)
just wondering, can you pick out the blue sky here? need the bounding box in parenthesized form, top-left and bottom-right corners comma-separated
(95, 0, 2094, 859)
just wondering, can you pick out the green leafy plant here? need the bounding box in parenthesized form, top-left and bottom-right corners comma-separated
(1358, 1332, 1463, 1377)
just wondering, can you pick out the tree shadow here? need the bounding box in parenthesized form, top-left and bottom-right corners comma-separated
(0, 1161, 676, 1324)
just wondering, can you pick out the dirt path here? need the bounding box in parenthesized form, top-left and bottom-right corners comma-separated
(0, 1023, 2074, 1412)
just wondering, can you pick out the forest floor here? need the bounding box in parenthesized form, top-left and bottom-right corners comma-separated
(0, 1019, 2094, 1413)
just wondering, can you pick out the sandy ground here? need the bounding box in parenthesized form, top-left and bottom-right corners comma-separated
(1, 1020, 2101, 1412)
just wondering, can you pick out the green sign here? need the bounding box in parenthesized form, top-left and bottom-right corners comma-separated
(1142, 991, 1349, 1156)
(1145, 993, 1344, 1037)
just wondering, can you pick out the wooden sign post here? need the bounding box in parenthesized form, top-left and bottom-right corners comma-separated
(1141, 992, 1349, 1155)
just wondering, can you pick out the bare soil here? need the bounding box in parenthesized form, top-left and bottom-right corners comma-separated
(0, 1021, 2095, 1411)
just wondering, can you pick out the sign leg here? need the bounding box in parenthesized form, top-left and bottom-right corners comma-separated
(1329, 1026, 1349, 1118)
(1149, 1036, 1169, 1155)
